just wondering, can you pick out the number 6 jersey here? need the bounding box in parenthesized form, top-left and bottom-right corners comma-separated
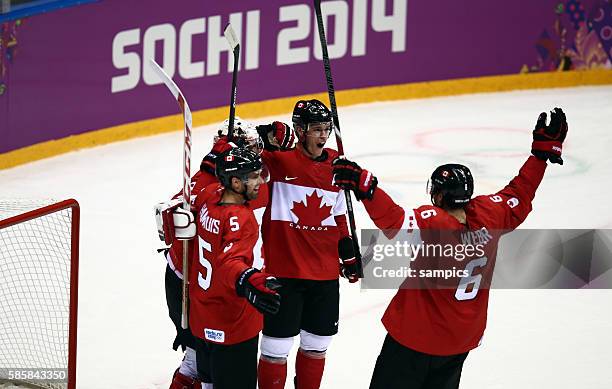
(362, 156, 548, 355)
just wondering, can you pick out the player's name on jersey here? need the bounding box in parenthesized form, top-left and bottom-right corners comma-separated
(200, 205, 220, 234)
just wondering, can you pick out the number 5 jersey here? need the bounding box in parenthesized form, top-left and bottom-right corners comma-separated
(188, 186, 262, 345)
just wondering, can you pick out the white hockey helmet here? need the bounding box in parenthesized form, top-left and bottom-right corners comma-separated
(215, 116, 263, 153)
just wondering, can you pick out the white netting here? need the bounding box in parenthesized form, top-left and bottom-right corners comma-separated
(0, 200, 76, 389)
(0, 200, 57, 220)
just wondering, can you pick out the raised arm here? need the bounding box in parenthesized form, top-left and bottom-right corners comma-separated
(257, 122, 295, 179)
(332, 159, 406, 234)
(489, 108, 568, 229)
(257, 121, 295, 152)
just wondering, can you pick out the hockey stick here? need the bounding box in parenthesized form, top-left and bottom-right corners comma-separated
(149, 59, 193, 329)
(313, 0, 363, 277)
(224, 23, 240, 141)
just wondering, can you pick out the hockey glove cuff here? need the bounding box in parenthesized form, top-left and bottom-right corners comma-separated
(236, 268, 282, 315)
(332, 158, 378, 201)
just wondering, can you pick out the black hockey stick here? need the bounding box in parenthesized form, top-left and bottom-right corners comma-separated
(313, 0, 363, 278)
(224, 24, 240, 142)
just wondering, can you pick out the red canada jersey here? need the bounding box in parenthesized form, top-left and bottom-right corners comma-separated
(166, 172, 269, 276)
(363, 156, 547, 355)
(261, 147, 348, 280)
(188, 189, 262, 345)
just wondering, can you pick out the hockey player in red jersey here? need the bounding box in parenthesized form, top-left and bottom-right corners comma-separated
(255, 99, 360, 389)
(155, 117, 266, 389)
(332, 108, 568, 389)
(188, 147, 281, 388)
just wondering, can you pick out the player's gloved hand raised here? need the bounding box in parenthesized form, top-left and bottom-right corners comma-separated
(256, 122, 295, 151)
(531, 107, 568, 165)
(236, 268, 281, 315)
(338, 236, 360, 283)
(200, 136, 236, 174)
(332, 158, 378, 201)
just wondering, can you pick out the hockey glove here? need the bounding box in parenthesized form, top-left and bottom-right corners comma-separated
(338, 236, 360, 283)
(256, 121, 296, 151)
(154, 199, 196, 245)
(200, 136, 236, 174)
(531, 107, 568, 165)
(236, 268, 282, 315)
(332, 158, 378, 201)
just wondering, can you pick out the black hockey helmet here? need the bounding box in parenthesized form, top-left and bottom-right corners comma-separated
(216, 147, 263, 188)
(427, 164, 474, 209)
(292, 99, 332, 130)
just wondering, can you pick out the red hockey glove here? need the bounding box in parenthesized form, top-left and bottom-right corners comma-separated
(236, 268, 281, 315)
(200, 136, 236, 174)
(531, 107, 568, 165)
(332, 158, 378, 201)
(338, 236, 360, 283)
(256, 121, 295, 151)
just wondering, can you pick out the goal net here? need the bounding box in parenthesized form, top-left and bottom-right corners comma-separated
(0, 199, 79, 389)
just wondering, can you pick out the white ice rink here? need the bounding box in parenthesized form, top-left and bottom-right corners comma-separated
(1, 85, 611, 388)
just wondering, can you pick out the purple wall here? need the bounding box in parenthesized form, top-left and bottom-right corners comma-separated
(1, 0, 610, 153)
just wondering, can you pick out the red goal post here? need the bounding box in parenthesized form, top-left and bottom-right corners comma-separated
(0, 199, 79, 389)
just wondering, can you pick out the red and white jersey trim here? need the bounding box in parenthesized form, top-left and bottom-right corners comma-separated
(401, 207, 419, 230)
